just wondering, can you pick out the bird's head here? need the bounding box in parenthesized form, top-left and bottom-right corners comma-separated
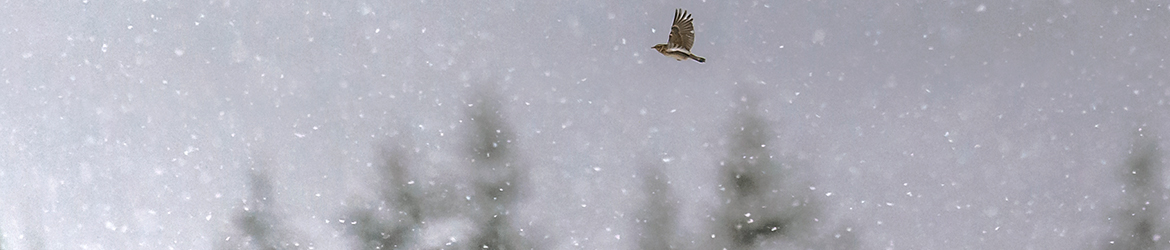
(651, 44, 667, 51)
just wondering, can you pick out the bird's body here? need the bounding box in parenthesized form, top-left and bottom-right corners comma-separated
(653, 9, 706, 63)
(652, 44, 705, 62)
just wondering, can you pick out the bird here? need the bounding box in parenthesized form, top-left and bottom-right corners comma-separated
(652, 9, 706, 63)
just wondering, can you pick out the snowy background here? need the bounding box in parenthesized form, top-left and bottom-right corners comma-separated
(3, 0, 1170, 249)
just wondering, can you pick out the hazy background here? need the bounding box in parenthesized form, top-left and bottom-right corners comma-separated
(2, 0, 1169, 249)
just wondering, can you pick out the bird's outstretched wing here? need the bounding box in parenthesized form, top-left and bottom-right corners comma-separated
(668, 9, 695, 51)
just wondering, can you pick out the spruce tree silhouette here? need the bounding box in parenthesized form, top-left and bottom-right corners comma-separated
(222, 156, 311, 250)
(717, 94, 819, 249)
(237, 168, 280, 250)
(342, 89, 536, 250)
(1106, 132, 1165, 250)
(346, 146, 421, 250)
(637, 162, 677, 250)
(465, 90, 526, 250)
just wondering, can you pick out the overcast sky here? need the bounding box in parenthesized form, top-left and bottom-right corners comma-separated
(2, 0, 1169, 249)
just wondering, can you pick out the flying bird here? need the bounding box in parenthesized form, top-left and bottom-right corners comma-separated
(652, 9, 706, 63)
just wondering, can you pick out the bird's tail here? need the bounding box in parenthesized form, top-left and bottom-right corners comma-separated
(691, 55, 706, 63)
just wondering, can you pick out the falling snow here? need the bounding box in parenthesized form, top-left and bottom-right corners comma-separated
(1, 1, 1169, 250)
